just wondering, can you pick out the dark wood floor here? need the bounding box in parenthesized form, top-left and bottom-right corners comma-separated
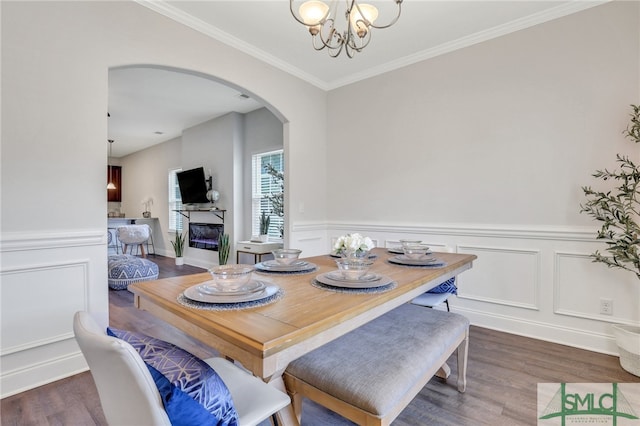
(2, 255, 638, 425)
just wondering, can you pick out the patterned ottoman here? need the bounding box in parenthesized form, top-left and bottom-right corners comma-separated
(108, 255, 159, 290)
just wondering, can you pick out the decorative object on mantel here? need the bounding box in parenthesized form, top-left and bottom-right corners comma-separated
(258, 211, 271, 243)
(206, 169, 221, 208)
(333, 233, 375, 259)
(171, 231, 186, 266)
(141, 196, 153, 218)
(218, 233, 230, 265)
(580, 104, 640, 377)
(207, 189, 220, 207)
(289, 0, 402, 58)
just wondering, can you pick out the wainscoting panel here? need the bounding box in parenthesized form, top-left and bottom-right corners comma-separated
(456, 245, 540, 310)
(1, 261, 89, 354)
(0, 229, 107, 398)
(316, 221, 638, 355)
(554, 251, 639, 324)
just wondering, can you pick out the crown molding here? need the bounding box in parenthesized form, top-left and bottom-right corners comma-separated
(134, 0, 331, 91)
(328, 1, 609, 89)
(135, 0, 608, 91)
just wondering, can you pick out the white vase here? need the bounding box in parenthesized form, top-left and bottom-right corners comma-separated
(175, 257, 184, 266)
(612, 324, 640, 377)
(258, 234, 268, 243)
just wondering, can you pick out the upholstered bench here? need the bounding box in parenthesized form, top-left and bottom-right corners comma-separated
(108, 255, 159, 290)
(284, 304, 469, 426)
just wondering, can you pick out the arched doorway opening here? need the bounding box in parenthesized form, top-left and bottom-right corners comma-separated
(107, 65, 287, 266)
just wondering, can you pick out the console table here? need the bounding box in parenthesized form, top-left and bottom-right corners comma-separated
(236, 240, 283, 264)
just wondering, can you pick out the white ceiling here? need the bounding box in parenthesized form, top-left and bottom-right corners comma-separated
(109, 0, 605, 157)
(108, 66, 263, 157)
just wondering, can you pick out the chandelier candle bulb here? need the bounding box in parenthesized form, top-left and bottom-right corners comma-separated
(349, 3, 378, 36)
(299, 0, 329, 26)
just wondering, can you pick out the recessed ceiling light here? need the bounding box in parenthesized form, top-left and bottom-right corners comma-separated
(239, 94, 250, 99)
(154, 131, 164, 135)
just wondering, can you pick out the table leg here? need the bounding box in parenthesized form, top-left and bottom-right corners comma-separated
(264, 369, 300, 426)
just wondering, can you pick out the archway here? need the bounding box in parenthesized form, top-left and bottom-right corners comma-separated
(107, 65, 287, 265)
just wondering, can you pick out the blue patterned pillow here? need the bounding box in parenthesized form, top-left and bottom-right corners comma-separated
(427, 277, 457, 295)
(107, 328, 239, 426)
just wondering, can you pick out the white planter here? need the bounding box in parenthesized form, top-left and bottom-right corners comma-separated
(258, 234, 268, 243)
(612, 324, 640, 377)
(175, 257, 184, 266)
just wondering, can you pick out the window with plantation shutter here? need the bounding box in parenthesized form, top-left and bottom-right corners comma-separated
(168, 168, 183, 233)
(251, 150, 284, 239)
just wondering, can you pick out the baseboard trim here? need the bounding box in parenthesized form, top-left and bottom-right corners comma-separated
(455, 306, 620, 356)
(1, 352, 88, 399)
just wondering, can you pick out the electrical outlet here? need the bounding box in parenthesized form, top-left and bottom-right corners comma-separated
(600, 298, 613, 315)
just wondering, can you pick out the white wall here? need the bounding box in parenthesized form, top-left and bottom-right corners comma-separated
(243, 108, 285, 240)
(324, 1, 640, 354)
(181, 112, 240, 267)
(120, 136, 182, 254)
(0, 0, 327, 398)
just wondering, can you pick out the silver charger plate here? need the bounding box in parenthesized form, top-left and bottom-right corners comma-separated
(255, 260, 316, 273)
(325, 271, 381, 283)
(315, 272, 392, 289)
(184, 281, 278, 304)
(197, 279, 265, 296)
(388, 255, 445, 266)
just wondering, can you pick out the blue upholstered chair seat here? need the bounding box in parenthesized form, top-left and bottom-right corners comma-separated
(108, 255, 159, 290)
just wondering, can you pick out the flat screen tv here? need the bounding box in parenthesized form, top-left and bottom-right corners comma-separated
(176, 167, 209, 204)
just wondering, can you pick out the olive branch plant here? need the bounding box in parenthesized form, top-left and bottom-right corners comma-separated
(580, 104, 640, 280)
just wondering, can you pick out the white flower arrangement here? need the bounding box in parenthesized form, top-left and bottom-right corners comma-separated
(334, 233, 375, 256)
(141, 197, 154, 212)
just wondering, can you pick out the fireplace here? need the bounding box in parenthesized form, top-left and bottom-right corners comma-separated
(189, 223, 224, 251)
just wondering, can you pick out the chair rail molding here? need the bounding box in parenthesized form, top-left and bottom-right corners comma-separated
(326, 221, 597, 242)
(1, 229, 106, 252)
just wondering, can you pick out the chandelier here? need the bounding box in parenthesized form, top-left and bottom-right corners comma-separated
(290, 0, 403, 58)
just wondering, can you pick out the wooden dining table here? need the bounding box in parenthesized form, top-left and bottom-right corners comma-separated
(129, 247, 476, 425)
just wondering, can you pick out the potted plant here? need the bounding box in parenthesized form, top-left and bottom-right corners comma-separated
(259, 211, 270, 242)
(171, 231, 186, 266)
(218, 233, 230, 265)
(580, 104, 640, 376)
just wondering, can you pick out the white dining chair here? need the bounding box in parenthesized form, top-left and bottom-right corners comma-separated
(411, 246, 457, 311)
(73, 311, 291, 426)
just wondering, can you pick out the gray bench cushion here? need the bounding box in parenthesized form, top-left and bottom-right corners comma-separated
(285, 304, 469, 417)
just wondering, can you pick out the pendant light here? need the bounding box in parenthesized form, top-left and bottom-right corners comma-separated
(107, 139, 116, 190)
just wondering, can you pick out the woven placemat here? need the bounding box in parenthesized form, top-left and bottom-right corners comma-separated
(177, 288, 284, 311)
(311, 279, 397, 294)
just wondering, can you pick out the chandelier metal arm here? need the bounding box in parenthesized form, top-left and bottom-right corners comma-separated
(291, 0, 401, 58)
(354, 0, 402, 30)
